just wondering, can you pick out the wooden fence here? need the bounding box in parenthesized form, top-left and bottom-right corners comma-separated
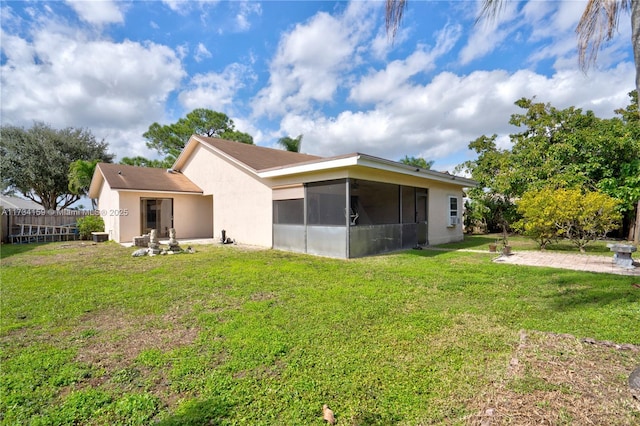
(1, 209, 97, 244)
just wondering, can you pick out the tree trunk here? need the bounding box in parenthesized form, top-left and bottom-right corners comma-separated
(633, 0, 640, 117)
(631, 200, 640, 244)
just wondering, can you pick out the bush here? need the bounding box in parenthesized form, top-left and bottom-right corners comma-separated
(76, 215, 105, 240)
(514, 187, 564, 249)
(516, 187, 622, 252)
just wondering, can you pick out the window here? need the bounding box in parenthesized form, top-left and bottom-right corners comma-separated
(448, 196, 459, 226)
(307, 180, 347, 226)
(273, 199, 304, 224)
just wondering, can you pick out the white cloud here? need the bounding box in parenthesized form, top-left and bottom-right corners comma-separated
(194, 42, 212, 62)
(178, 63, 255, 112)
(0, 21, 185, 161)
(65, 0, 125, 25)
(235, 1, 261, 32)
(458, 1, 519, 65)
(281, 62, 634, 167)
(350, 24, 462, 105)
(251, 1, 378, 117)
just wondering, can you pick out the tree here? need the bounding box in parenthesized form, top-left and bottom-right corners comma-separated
(278, 134, 303, 152)
(120, 156, 173, 169)
(399, 155, 433, 169)
(516, 187, 621, 252)
(514, 187, 566, 250)
(386, 1, 639, 110)
(68, 159, 99, 209)
(144, 109, 253, 160)
(0, 122, 113, 210)
(555, 189, 622, 252)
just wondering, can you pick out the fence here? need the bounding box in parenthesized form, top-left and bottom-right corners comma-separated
(1, 209, 96, 244)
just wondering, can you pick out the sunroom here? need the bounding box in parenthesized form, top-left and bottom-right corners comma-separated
(273, 178, 432, 258)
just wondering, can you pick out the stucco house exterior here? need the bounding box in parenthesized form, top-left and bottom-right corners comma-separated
(89, 135, 477, 258)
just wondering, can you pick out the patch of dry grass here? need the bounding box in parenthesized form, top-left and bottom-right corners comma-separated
(468, 330, 640, 425)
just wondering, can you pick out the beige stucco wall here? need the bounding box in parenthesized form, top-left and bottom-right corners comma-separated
(96, 179, 121, 242)
(180, 143, 273, 247)
(115, 191, 213, 243)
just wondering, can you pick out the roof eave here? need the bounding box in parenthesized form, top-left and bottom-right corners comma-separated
(258, 154, 478, 187)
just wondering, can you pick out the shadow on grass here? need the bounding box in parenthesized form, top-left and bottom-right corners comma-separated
(157, 398, 233, 426)
(0, 242, 41, 259)
(546, 273, 640, 311)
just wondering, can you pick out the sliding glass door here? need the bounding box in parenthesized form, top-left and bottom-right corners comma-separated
(141, 198, 173, 237)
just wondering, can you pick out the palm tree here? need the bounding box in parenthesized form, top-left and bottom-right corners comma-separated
(386, 0, 639, 107)
(68, 159, 99, 209)
(277, 134, 303, 153)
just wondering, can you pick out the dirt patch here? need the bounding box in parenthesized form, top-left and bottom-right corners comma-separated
(73, 308, 199, 373)
(468, 330, 640, 425)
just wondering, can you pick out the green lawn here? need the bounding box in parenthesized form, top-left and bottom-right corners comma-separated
(1, 240, 638, 425)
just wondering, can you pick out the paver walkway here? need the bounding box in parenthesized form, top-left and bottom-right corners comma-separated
(492, 250, 639, 276)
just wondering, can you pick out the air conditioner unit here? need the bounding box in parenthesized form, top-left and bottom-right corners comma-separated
(449, 217, 461, 226)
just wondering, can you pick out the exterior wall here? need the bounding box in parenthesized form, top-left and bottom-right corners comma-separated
(180, 143, 273, 247)
(96, 180, 120, 242)
(427, 185, 465, 245)
(114, 191, 213, 243)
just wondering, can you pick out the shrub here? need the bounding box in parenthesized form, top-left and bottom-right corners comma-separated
(514, 187, 564, 249)
(76, 215, 105, 240)
(516, 187, 622, 252)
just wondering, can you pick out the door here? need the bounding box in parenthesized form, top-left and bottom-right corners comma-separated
(416, 188, 428, 245)
(141, 198, 173, 237)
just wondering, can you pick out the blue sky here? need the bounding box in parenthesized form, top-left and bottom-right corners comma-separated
(0, 0, 635, 172)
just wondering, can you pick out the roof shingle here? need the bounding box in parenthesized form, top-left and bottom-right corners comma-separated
(195, 136, 322, 171)
(97, 163, 202, 193)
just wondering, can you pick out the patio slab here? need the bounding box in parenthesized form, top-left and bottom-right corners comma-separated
(493, 251, 640, 276)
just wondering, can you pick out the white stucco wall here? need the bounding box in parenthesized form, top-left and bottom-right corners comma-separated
(114, 191, 213, 243)
(427, 186, 465, 245)
(96, 180, 120, 242)
(180, 143, 273, 247)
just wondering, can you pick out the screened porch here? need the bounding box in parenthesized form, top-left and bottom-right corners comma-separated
(273, 178, 429, 258)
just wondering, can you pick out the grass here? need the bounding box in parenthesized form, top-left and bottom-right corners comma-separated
(437, 233, 622, 254)
(1, 240, 639, 425)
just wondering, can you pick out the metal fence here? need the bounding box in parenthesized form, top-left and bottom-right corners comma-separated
(1, 209, 96, 244)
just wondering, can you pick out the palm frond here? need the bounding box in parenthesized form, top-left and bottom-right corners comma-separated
(576, 0, 631, 71)
(385, 0, 407, 40)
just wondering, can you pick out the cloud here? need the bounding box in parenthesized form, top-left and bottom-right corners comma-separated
(0, 19, 185, 161)
(280, 62, 634, 167)
(251, 1, 378, 117)
(350, 24, 462, 105)
(178, 63, 256, 112)
(235, 1, 261, 32)
(65, 0, 125, 25)
(194, 42, 212, 62)
(458, 1, 520, 65)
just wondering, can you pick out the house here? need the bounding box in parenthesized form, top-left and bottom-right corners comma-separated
(89, 135, 477, 258)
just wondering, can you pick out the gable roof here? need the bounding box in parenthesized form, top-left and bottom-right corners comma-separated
(174, 135, 477, 188)
(174, 136, 322, 172)
(88, 163, 203, 198)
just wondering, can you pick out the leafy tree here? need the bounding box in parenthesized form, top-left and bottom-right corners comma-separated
(0, 122, 113, 210)
(514, 187, 565, 250)
(68, 159, 99, 209)
(278, 134, 303, 152)
(386, 1, 639, 110)
(555, 189, 622, 252)
(516, 187, 621, 251)
(120, 156, 173, 169)
(144, 109, 253, 160)
(460, 96, 640, 237)
(399, 155, 433, 169)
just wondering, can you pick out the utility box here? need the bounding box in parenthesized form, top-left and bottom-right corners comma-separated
(92, 232, 109, 243)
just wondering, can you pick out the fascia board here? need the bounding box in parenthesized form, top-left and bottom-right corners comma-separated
(257, 156, 360, 178)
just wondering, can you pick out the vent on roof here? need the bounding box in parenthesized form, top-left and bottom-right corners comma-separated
(166, 168, 176, 174)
